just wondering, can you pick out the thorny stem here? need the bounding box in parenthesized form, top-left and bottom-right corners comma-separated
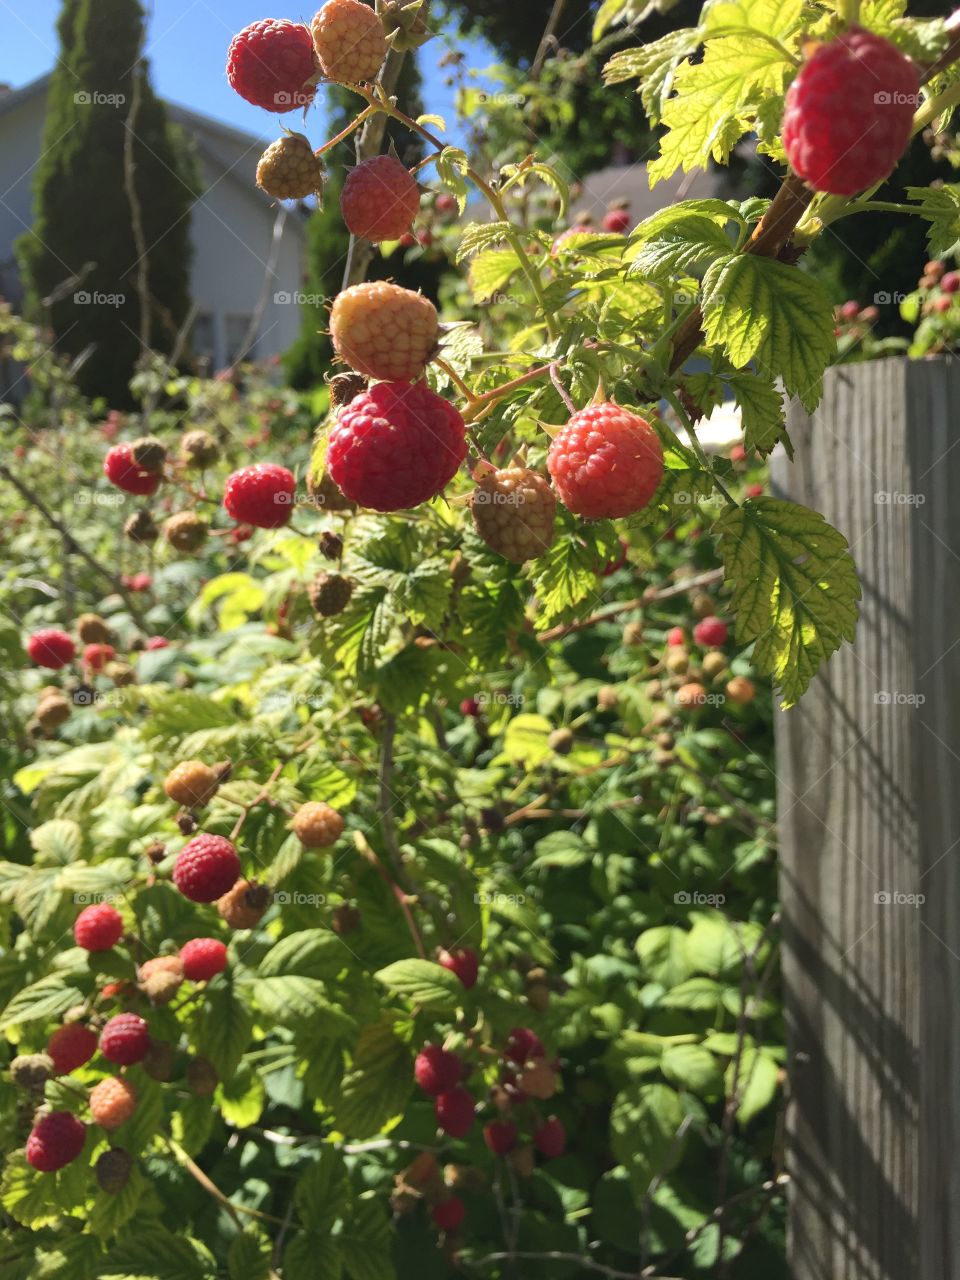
(434, 355, 479, 404)
(163, 1135, 287, 1228)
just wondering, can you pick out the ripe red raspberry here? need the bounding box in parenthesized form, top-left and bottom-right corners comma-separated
(99, 1013, 150, 1066)
(431, 1196, 466, 1231)
(504, 1027, 545, 1065)
(782, 28, 919, 196)
(547, 403, 664, 519)
(223, 464, 296, 529)
(25, 1110, 86, 1172)
(330, 282, 438, 382)
(146, 637, 169, 650)
(84, 643, 115, 672)
(89, 1076, 137, 1130)
(327, 382, 467, 511)
(533, 1115, 566, 1158)
(173, 834, 241, 903)
(340, 155, 420, 243)
(415, 1044, 463, 1096)
(942, 272, 960, 294)
(47, 1023, 97, 1074)
(667, 626, 686, 647)
(602, 207, 631, 234)
(745, 483, 764, 499)
(435, 1087, 476, 1138)
(291, 802, 345, 848)
(26, 628, 75, 669)
(103, 443, 161, 496)
(257, 134, 324, 201)
(311, 0, 387, 83)
(439, 947, 479, 989)
(180, 937, 228, 982)
(226, 19, 318, 113)
(483, 1120, 517, 1155)
(470, 466, 557, 563)
(460, 698, 481, 718)
(693, 616, 729, 648)
(74, 903, 124, 951)
(436, 192, 458, 216)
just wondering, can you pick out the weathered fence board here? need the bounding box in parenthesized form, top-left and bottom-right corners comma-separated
(774, 355, 960, 1280)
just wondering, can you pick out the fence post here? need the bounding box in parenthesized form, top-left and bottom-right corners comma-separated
(772, 354, 960, 1280)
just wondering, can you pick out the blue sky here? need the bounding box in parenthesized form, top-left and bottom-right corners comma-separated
(2, 1, 494, 146)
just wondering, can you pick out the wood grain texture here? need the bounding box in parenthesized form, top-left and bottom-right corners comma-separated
(773, 356, 960, 1280)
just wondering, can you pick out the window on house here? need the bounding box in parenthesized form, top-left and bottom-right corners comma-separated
(225, 315, 256, 366)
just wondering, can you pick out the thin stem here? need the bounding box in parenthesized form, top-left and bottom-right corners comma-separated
(347, 85, 560, 340)
(316, 105, 378, 156)
(549, 363, 577, 414)
(163, 1135, 287, 1226)
(434, 356, 479, 404)
(663, 390, 739, 510)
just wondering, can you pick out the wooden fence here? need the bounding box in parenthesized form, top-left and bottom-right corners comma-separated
(773, 355, 960, 1280)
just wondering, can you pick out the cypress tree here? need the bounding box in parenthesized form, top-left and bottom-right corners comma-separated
(17, 0, 196, 407)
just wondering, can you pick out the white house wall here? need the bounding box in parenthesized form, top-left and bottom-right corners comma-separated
(0, 82, 306, 370)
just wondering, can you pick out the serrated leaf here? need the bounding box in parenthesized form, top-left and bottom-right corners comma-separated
(227, 1228, 272, 1280)
(284, 1236, 342, 1280)
(193, 981, 253, 1077)
(637, 926, 693, 987)
(630, 213, 734, 280)
(456, 220, 513, 262)
(0, 975, 83, 1029)
(701, 254, 835, 410)
(340, 1194, 396, 1280)
(253, 976, 355, 1033)
(603, 28, 700, 125)
(469, 248, 522, 303)
(260, 930, 347, 979)
(101, 1228, 216, 1280)
(30, 819, 82, 864)
(88, 1165, 148, 1238)
(661, 1043, 723, 1095)
(649, 31, 794, 185)
(217, 1061, 266, 1127)
(725, 371, 788, 457)
(907, 183, 960, 260)
(610, 1082, 686, 1201)
(726, 1045, 780, 1123)
(532, 523, 620, 628)
(717, 497, 861, 707)
(294, 1146, 348, 1234)
(336, 1018, 413, 1138)
(374, 959, 462, 1010)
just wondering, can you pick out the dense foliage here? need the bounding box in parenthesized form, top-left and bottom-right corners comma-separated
(16, 0, 196, 407)
(3, 0, 960, 1276)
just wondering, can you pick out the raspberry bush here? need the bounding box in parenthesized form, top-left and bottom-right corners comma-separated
(2, 0, 959, 1275)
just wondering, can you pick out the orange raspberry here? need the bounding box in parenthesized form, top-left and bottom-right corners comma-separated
(311, 0, 387, 83)
(291, 801, 345, 848)
(90, 1076, 137, 1130)
(164, 760, 220, 809)
(330, 282, 438, 383)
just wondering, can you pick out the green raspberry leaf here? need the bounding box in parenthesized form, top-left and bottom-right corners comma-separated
(602, 28, 701, 125)
(374, 958, 462, 1010)
(629, 213, 736, 280)
(725, 371, 790, 458)
(717, 497, 861, 708)
(701, 254, 835, 411)
(907, 183, 960, 261)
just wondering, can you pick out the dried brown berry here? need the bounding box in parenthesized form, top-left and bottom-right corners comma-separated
(308, 573, 353, 618)
(180, 430, 219, 469)
(76, 613, 113, 645)
(131, 436, 166, 473)
(95, 1147, 134, 1193)
(217, 879, 273, 929)
(10, 1054, 54, 1091)
(186, 1056, 218, 1096)
(164, 512, 208, 554)
(124, 509, 159, 544)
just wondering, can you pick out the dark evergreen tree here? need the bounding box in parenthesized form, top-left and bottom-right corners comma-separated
(17, 0, 196, 407)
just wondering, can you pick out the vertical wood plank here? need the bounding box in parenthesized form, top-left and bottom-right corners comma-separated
(773, 356, 960, 1280)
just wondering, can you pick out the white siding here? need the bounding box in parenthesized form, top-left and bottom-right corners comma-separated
(0, 81, 307, 369)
